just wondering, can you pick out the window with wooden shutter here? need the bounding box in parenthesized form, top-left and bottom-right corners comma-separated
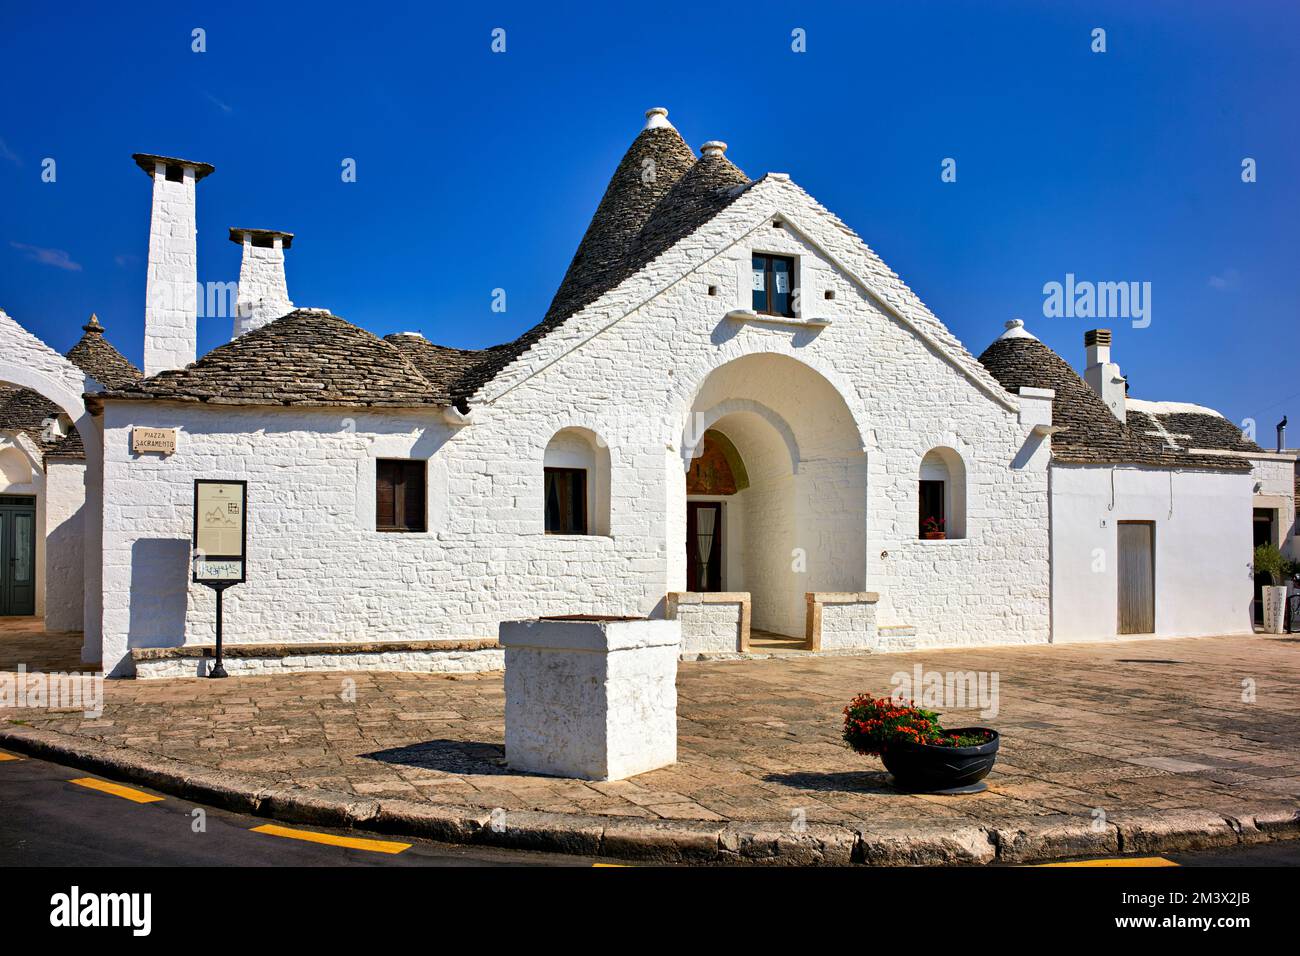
(544, 467, 588, 534)
(376, 459, 427, 532)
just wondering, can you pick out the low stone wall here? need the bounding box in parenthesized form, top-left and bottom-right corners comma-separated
(131, 639, 502, 679)
(805, 592, 879, 651)
(666, 592, 751, 654)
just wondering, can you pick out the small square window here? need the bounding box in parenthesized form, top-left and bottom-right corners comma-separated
(824, 289, 835, 300)
(708, 285, 718, 296)
(751, 254, 796, 317)
(376, 459, 427, 532)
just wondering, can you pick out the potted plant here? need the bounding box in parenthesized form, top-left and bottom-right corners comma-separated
(1253, 544, 1291, 634)
(921, 516, 946, 540)
(842, 693, 999, 794)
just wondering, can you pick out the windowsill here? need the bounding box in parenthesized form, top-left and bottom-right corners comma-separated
(916, 536, 968, 543)
(377, 527, 429, 534)
(725, 309, 831, 329)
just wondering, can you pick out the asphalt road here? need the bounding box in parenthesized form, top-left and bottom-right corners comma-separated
(0, 751, 597, 867)
(3, 749, 1297, 868)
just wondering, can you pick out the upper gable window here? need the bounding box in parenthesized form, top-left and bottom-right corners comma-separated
(752, 254, 795, 317)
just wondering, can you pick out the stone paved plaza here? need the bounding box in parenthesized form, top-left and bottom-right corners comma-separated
(3, 619, 1299, 830)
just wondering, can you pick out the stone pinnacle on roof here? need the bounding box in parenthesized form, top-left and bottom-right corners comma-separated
(66, 313, 143, 389)
(998, 318, 1038, 341)
(644, 107, 674, 130)
(452, 108, 755, 402)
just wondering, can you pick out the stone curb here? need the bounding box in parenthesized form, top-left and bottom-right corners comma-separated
(3, 723, 1297, 865)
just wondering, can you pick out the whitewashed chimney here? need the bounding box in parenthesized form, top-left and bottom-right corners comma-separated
(230, 228, 294, 338)
(133, 153, 213, 376)
(1084, 328, 1126, 423)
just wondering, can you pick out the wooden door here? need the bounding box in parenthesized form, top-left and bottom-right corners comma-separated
(0, 496, 37, 616)
(1117, 521, 1155, 635)
(685, 502, 722, 592)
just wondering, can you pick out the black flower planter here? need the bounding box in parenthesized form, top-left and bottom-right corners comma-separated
(880, 728, 1000, 795)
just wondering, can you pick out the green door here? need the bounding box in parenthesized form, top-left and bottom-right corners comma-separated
(0, 496, 36, 616)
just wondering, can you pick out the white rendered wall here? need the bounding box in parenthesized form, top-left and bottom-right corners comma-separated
(1050, 464, 1254, 642)
(142, 163, 198, 375)
(43, 458, 85, 632)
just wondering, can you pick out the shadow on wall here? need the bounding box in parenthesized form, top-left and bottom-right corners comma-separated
(44, 498, 85, 632)
(128, 538, 190, 648)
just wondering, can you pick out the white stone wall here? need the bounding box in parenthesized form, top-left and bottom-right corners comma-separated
(672, 601, 743, 653)
(1248, 454, 1297, 559)
(233, 235, 293, 338)
(135, 647, 502, 680)
(820, 601, 878, 650)
(43, 457, 85, 632)
(142, 163, 198, 376)
(97, 175, 1054, 673)
(1051, 464, 1254, 641)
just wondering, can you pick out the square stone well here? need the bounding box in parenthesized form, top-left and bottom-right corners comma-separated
(499, 615, 681, 781)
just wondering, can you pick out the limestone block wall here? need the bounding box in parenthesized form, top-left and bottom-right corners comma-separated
(666, 592, 748, 653)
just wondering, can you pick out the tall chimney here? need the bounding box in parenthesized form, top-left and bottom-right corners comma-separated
(1278, 416, 1288, 453)
(229, 228, 294, 338)
(1083, 328, 1126, 423)
(133, 153, 214, 376)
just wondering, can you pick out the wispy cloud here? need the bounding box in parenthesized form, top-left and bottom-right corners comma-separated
(0, 137, 21, 166)
(1208, 268, 1241, 291)
(10, 241, 83, 272)
(205, 92, 233, 114)
(114, 253, 140, 268)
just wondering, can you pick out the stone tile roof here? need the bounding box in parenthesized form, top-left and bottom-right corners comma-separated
(65, 314, 142, 389)
(1123, 403, 1263, 460)
(96, 309, 454, 408)
(0, 384, 78, 458)
(452, 115, 753, 400)
(978, 335, 1249, 472)
(383, 333, 508, 407)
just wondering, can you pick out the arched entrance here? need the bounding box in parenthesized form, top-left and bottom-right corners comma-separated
(0, 309, 103, 664)
(677, 353, 867, 639)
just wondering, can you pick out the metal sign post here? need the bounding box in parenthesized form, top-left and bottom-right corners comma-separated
(192, 480, 247, 679)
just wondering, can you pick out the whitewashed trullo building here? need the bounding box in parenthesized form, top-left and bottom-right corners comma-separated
(0, 108, 1293, 677)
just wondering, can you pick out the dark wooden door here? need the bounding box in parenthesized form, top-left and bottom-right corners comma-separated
(685, 502, 722, 592)
(0, 496, 37, 616)
(1117, 521, 1155, 635)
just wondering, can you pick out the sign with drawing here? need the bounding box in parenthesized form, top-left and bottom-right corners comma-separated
(192, 479, 247, 679)
(193, 480, 246, 583)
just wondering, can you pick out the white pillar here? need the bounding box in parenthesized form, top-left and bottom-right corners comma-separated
(140, 156, 208, 376)
(500, 617, 680, 780)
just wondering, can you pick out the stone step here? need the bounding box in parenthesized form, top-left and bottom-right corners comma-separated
(131, 638, 502, 679)
(877, 625, 918, 651)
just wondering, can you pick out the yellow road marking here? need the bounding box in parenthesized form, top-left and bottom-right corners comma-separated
(69, 777, 164, 803)
(1037, 857, 1179, 867)
(0, 752, 22, 762)
(592, 862, 627, 867)
(250, 823, 410, 855)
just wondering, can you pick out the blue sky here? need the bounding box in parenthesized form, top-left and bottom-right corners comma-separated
(1, 1, 1296, 430)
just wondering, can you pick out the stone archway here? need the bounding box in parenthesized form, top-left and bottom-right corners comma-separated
(675, 353, 867, 638)
(0, 309, 103, 664)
